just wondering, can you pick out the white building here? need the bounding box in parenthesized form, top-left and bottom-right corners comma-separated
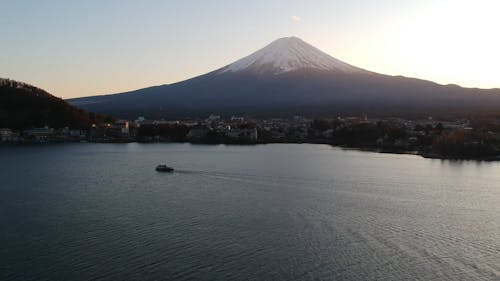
(206, 114, 221, 123)
(230, 116, 245, 123)
(0, 128, 13, 142)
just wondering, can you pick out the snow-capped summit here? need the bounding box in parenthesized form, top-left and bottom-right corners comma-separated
(221, 36, 365, 74)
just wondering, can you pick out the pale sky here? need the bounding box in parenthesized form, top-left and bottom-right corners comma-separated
(1, 0, 499, 99)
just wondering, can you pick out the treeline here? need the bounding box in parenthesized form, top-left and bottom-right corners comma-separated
(311, 118, 500, 159)
(311, 119, 406, 146)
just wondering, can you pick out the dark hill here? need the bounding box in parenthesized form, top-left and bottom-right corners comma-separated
(0, 78, 112, 129)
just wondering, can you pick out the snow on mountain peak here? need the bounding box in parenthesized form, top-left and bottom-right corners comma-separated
(221, 36, 365, 74)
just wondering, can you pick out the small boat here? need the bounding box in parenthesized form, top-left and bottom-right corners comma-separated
(156, 164, 174, 172)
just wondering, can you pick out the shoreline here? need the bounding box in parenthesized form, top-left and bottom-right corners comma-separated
(2, 140, 500, 162)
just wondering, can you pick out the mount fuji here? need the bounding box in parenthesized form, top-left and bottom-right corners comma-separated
(69, 36, 500, 118)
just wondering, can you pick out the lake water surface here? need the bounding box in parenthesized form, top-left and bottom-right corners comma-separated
(1, 143, 499, 280)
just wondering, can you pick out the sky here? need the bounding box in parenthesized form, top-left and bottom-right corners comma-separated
(1, 0, 499, 99)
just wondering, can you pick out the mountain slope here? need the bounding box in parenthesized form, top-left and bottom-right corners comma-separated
(68, 37, 500, 118)
(0, 78, 111, 129)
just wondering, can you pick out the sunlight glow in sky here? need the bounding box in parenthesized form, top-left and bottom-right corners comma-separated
(1, 0, 499, 98)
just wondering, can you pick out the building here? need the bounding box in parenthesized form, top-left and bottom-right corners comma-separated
(115, 120, 130, 135)
(0, 128, 13, 142)
(105, 120, 130, 139)
(24, 127, 54, 142)
(206, 114, 221, 123)
(230, 116, 245, 123)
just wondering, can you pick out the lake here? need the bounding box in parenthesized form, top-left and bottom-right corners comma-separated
(0, 143, 499, 280)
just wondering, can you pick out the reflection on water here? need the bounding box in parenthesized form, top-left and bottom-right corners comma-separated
(0, 143, 499, 280)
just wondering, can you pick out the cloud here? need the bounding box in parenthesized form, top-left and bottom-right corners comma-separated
(291, 15, 301, 22)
